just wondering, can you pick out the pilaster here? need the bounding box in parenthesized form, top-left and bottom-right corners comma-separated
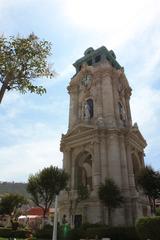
(93, 137, 101, 188)
(68, 85, 79, 129)
(100, 132, 108, 182)
(107, 131, 122, 187)
(119, 134, 129, 191)
(102, 74, 116, 127)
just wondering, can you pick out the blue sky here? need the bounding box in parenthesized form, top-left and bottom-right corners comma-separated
(0, 0, 160, 182)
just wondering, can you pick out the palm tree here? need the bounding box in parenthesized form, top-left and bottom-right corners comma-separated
(98, 178, 124, 226)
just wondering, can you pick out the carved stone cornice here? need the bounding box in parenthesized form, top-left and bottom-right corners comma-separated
(124, 127, 147, 151)
(69, 61, 115, 90)
(70, 64, 94, 87)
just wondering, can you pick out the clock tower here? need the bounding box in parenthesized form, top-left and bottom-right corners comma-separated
(59, 46, 148, 226)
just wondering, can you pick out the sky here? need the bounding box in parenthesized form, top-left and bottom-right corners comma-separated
(0, 0, 160, 182)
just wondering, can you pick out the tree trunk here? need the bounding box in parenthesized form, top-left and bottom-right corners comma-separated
(101, 205, 105, 225)
(153, 198, 156, 215)
(108, 207, 112, 226)
(148, 196, 153, 215)
(0, 75, 11, 104)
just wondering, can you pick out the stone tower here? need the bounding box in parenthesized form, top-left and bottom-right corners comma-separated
(59, 46, 148, 226)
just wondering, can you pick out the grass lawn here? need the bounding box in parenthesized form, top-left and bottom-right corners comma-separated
(0, 238, 25, 240)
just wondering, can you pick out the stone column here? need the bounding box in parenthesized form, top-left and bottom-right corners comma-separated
(68, 86, 78, 129)
(119, 135, 129, 190)
(102, 73, 116, 128)
(125, 142, 136, 193)
(119, 134, 133, 225)
(96, 77, 103, 118)
(100, 133, 108, 182)
(107, 132, 122, 187)
(63, 149, 71, 188)
(125, 141, 138, 224)
(71, 155, 76, 190)
(93, 137, 101, 189)
(125, 96, 132, 127)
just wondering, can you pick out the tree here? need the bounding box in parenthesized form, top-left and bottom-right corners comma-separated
(98, 178, 124, 226)
(27, 166, 69, 219)
(0, 193, 27, 216)
(155, 207, 160, 216)
(0, 33, 54, 103)
(136, 165, 160, 214)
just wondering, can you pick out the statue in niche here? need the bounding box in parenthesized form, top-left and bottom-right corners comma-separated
(83, 99, 93, 120)
(84, 102, 90, 120)
(81, 74, 92, 88)
(118, 102, 127, 125)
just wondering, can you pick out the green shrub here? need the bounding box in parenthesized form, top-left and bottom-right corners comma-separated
(66, 227, 85, 240)
(107, 227, 139, 240)
(35, 224, 53, 239)
(35, 223, 139, 240)
(136, 216, 160, 240)
(0, 227, 30, 238)
(35, 224, 72, 240)
(68, 225, 139, 240)
(155, 207, 160, 216)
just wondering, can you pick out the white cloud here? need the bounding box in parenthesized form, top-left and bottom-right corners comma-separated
(60, 0, 160, 48)
(0, 138, 63, 182)
(131, 86, 160, 170)
(41, 64, 74, 88)
(131, 87, 160, 133)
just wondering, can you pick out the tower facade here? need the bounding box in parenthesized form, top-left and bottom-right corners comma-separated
(59, 46, 148, 226)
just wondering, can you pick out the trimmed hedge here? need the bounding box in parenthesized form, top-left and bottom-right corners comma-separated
(60, 225, 139, 240)
(136, 216, 160, 240)
(34, 224, 139, 240)
(35, 224, 53, 239)
(0, 227, 30, 238)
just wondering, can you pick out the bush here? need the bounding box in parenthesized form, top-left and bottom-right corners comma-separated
(35, 224, 72, 240)
(107, 227, 139, 240)
(136, 216, 160, 240)
(68, 225, 139, 240)
(0, 227, 30, 238)
(34, 223, 139, 240)
(35, 224, 53, 239)
(155, 207, 160, 216)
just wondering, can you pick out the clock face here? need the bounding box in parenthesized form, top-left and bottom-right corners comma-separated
(81, 74, 92, 88)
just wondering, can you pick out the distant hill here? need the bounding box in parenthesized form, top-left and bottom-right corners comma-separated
(0, 182, 30, 197)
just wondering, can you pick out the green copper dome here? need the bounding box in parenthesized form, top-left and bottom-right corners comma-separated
(73, 46, 121, 73)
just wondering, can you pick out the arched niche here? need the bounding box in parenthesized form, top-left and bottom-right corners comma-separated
(81, 98, 94, 120)
(132, 152, 141, 175)
(131, 152, 142, 189)
(75, 151, 92, 190)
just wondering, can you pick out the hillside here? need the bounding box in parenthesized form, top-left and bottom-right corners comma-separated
(0, 182, 30, 197)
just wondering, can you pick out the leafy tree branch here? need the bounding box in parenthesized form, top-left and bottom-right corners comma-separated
(0, 33, 55, 103)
